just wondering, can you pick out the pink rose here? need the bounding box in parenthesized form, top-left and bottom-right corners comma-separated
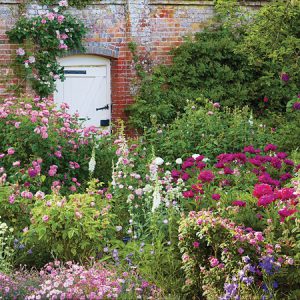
(7, 148, 15, 155)
(13, 161, 20, 167)
(209, 256, 219, 268)
(42, 215, 49, 222)
(57, 15, 65, 23)
(193, 241, 200, 248)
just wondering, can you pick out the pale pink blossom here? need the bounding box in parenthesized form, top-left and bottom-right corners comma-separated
(42, 215, 49, 222)
(7, 147, 15, 155)
(16, 48, 25, 56)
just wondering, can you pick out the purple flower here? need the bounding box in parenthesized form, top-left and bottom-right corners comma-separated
(276, 152, 288, 159)
(212, 193, 221, 200)
(232, 200, 246, 207)
(243, 145, 256, 154)
(293, 102, 300, 110)
(27, 168, 37, 178)
(264, 144, 277, 152)
(198, 170, 215, 183)
(281, 72, 289, 82)
(171, 170, 181, 178)
(181, 173, 190, 181)
(241, 276, 254, 286)
(183, 190, 194, 198)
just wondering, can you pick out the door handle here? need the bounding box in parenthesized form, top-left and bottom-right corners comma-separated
(96, 104, 109, 111)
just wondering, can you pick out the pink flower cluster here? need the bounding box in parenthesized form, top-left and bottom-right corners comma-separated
(25, 261, 160, 300)
(183, 210, 266, 250)
(0, 97, 107, 197)
(172, 145, 298, 209)
(253, 183, 298, 221)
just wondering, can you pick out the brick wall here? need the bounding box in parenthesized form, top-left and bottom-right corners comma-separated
(0, 0, 265, 122)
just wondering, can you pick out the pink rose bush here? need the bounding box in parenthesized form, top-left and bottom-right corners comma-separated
(0, 97, 113, 233)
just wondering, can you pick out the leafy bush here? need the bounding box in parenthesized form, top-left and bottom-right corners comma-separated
(275, 95, 300, 152)
(128, 26, 254, 129)
(143, 99, 277, 162)
(128, 1, 300, 129)
(24, 183, 115, 261)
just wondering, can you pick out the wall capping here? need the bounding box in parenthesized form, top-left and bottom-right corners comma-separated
(0, 0, 268, 6)
(149, 0, 268, 6)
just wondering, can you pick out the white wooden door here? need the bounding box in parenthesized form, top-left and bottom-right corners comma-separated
(54, 55, 111, 129)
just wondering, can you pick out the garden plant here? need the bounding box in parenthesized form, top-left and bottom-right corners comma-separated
(0, 0, 300, 299)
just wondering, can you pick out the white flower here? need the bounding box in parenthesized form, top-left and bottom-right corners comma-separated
(203, 158, 210, 163)
(192, 154, 200, 159)
(88, 147, 96, 175)
(176, 158, 183, 164)
(152, 189, 161, 212)
(248, 112, 254, 127)
(16, 48, 25, 56)
(154, 157, 164, 166)
(115, 226, 122, 232)
(28, 56, 36, 64)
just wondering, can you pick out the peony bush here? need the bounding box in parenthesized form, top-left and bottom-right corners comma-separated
(174, 148, 300, 299)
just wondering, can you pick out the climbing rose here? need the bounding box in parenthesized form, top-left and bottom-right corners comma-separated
(16, 48, 25, 56)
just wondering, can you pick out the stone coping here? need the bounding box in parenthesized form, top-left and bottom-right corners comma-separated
(0, 0, 268, 6)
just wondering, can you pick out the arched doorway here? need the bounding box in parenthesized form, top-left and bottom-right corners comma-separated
(54, 55, 111, 128)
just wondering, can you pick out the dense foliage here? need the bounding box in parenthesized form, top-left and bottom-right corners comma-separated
(142, 98, 277, 162)
(128, 0, 300, 129)
(39, 0, 95, 8)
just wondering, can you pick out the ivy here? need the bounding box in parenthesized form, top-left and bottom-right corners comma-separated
(6, 2, 87, 97)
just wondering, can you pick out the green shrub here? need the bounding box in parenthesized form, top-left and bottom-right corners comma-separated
(127, 26, 255, 129)
(142, 99, 276, 162)
(128, 1, 300, 130)
(24, 183, 115, 261)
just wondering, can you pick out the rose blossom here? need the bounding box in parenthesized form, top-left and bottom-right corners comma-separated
(7, 147, 15, 155)
(42, 215, 49, 222)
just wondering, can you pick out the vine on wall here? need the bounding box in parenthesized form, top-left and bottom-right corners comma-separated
(39, 0, 96, 9)
(6, 1, 87, 97)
